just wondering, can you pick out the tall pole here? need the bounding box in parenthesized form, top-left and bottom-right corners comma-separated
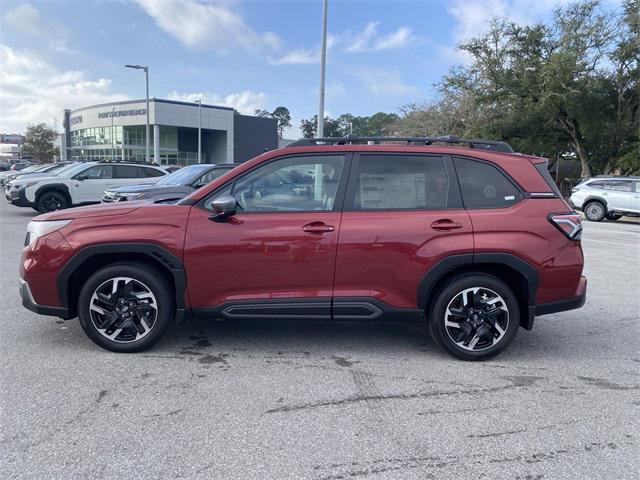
(144, 66, 150, 163)
(111, 106, 115, 160)
(317, 0, 328, 138)
(197, 99, 202, 163)
(125, 64, 150, 162)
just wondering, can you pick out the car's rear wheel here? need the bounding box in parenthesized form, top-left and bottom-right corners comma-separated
(584, 201, 606, 222)
(428, 274, 520, 361)
(36, 191, 69, 213)
(77, 263, 174, 352)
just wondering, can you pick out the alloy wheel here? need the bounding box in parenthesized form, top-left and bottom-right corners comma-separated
(444, 287, 509, 352)
(43, 195, 63, 211)
(89, 277, 158, 343)
(585, 203, 604, 221)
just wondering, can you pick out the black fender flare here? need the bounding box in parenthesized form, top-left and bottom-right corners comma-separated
(35, 183, 71, 203)
(57, 243, 187, 318)
(417, 253, 539, 328)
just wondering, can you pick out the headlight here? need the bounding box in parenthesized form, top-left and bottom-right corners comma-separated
(14, 181, 37, 191)
(25, 220, 72, 247)
(123, 192, 143, 199)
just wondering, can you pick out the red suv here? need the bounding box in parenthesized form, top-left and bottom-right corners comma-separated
(19, 136, 586, 360)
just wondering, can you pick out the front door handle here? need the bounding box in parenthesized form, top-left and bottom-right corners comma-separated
(302, 221, 335, 234)
(430, 219, 463, 231)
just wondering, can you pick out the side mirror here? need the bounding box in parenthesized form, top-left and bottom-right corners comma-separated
(75, 174, 87, 181)
(210, 195, 237, 221)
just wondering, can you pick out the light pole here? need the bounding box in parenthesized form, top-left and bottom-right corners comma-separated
(315, 0, 329, 201)
(125, 64, 150, 163)
(317, 0, 328, 139)
(110, 106, 115, 160)
(197, 99, 202, 163)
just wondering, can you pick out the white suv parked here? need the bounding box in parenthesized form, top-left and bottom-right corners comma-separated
(570, 176, 640, 221)
(6, 161, 167, 212)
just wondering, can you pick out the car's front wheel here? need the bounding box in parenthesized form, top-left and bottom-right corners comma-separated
(77, 263, 174, 352)
(36, 191, 69, 213)
(428, 274, 520, 361)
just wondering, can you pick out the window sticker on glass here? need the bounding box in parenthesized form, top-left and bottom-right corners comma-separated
(505, 195, 515, 201)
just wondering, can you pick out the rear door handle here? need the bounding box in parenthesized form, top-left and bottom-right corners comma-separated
(430, 219, 463, 231)
(302, 221, 335, 234)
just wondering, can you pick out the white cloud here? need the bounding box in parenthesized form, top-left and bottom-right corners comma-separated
(3, 3, 76, 54)
(271, 20, 414, 65)
(448, 0, 573, 42)
(166, 90, 266, 114)
(134, 0, 281, 53)
(345, 22, 414, 53)
(355, 69, 419, 96)
(269, 47, 319, 65)
(0, 44, 128, 133)
(268, 35, 337, 65)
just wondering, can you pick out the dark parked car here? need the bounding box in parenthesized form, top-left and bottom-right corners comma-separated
(102, 163, 235, 203)
(20, 136, 586, 360)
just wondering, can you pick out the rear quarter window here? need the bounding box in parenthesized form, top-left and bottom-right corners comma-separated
(453, 157, 522, 208)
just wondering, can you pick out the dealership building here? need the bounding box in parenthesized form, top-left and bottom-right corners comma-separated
(62, 98, 278, 165)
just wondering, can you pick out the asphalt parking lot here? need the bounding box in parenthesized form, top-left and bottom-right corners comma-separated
(0, 198, 638, 480)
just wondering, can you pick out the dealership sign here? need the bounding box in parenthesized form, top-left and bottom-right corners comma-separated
(98, 109, 147, 119)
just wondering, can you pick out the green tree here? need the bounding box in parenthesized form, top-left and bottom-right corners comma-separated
(22, 123, 59, 162)
(410, 0, 639, 178)
(300, 115, 343, 138)
(300, 112, 399, 138)
(255, 106, 292, 138)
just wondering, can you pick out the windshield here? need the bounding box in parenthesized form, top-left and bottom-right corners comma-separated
(59, 162, 95, 178)
(49, 163, 78, 175)
(156, 165, 210, 186)
(18, 165, 43, 173)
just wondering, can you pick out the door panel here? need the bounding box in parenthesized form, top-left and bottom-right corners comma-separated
(603, 180, 634, 211)
(334, 210, 473, 308)
(333, 153, 473, 309)
(184, 153, 349, 312)
(184, 209, 342, 308)
(72, 165, 116, 203)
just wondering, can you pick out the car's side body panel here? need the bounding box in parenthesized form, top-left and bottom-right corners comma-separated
(183, 206, 342, 309)
(333, 210, 474, 308)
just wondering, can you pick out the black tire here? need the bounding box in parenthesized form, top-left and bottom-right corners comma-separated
(77, 262, 174, 353)
(583, 201, 606, 222)
(428, 274, 520, 361)
(606, 213, 623, 221)
(36, 190, 69, 213)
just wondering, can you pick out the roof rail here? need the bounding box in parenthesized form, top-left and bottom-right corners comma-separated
(286, 135, 514, 153)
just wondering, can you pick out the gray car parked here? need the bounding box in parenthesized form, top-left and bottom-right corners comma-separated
(102, 163, 236, 203)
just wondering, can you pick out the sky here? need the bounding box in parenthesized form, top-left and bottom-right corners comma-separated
(0, 0, 621, 138)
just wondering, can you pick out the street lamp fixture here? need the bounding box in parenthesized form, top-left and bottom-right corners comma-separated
(124, 64, 150, 163)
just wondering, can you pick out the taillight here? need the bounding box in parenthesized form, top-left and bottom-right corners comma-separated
(549, 213, 582, 241)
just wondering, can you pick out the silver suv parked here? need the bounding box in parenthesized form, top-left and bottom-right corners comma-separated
(570, 176, 640, 221)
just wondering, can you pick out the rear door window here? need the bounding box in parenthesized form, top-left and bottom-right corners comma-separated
(114, 166, 140, 178)
(604, 180, 633, 192)
(351, 154, 451, 210)
(453, 157, 522, 208)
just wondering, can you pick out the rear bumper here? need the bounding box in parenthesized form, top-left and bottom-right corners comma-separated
(19, 279, 72, 319)
(535, 276, 587, 317)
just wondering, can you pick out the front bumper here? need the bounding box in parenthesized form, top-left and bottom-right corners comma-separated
(19, 278, 72, 319)
(9, 188, 34, 208)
